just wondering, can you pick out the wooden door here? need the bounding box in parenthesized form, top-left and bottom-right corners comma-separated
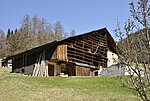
(48, 64, 54, 76)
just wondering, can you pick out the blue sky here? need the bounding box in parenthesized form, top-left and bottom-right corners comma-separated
(0, 0, 132, 38)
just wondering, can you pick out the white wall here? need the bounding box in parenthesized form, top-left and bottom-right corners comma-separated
(107, 50, 118, 67)
(100, 64, 125, 76)
(99, 64, 145, 77)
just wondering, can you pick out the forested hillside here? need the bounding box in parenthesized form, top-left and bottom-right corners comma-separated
(117, 28, 150, 63)
(0, 15, 76, 57)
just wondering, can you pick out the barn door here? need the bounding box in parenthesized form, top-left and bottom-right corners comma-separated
(48, 64, 54, 76)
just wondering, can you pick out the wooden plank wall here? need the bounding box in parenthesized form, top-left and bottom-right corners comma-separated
(57, 45, 67, 61)
(52, 45, 68, 61)
(64, 31, 108, 68)
(76, 66, 91, 76)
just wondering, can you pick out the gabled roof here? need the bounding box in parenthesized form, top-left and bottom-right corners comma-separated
(4, 28, 117, 60)
(60, 27, 116, 53)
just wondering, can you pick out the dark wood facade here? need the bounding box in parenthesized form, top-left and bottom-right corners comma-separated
(6, 28, 116, 76)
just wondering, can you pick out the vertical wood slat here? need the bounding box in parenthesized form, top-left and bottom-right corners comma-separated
(56, 45, 68, 61)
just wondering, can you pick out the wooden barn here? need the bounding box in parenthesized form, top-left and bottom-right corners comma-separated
(5, 28, 117, 76)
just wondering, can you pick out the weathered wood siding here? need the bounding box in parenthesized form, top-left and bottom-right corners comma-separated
(51, 45, 67, 61)
(76, 66, 91, 76)
(62, 30, 108, 68)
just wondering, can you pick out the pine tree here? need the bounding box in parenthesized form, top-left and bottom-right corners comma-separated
(14, 28, 17, 33)
(7, 29, 11, 38)
(0, 29, 6, 57)
(54, 21, 64, 40)
(70, 29, 76, 37)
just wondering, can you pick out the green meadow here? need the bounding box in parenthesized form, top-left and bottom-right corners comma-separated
(0, 67, 140, 101)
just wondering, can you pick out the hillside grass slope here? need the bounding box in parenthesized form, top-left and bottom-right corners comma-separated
(0, 67, 140, 101)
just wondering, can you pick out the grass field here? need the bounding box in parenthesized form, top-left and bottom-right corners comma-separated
(0, 67, 141, 101)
